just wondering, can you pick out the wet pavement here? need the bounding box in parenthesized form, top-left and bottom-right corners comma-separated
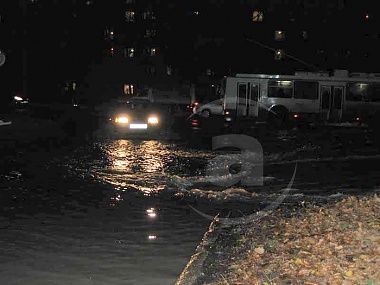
(1, 125, 380, 284)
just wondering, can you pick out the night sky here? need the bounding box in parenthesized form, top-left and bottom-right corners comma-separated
(0, 0, 379, 103)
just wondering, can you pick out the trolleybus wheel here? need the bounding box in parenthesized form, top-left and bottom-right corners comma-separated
(268, 107, 289, 128)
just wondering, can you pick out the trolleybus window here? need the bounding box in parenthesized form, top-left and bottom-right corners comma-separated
(294, 81, 318, 99)
(268, 80, 293, 98)
(321, 88, 330, 109)
(347, 83, 368, 102)
(238, 83, 247, 99)
(333, 88, 343, 110)
(250, 84, 259, 101)
(369, 83, 380, 102)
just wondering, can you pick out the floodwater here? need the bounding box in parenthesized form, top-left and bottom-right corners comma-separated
(1, 127, 380, 284)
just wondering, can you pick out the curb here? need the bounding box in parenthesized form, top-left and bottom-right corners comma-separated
(175, 217, 222, 285)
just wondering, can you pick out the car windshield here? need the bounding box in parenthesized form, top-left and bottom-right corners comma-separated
(203, 99, 221, 105)
(117, 102, 151, 111)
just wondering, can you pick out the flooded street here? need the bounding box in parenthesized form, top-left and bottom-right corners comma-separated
(1, 127, 380, 284)
(0, 140, 214, 285)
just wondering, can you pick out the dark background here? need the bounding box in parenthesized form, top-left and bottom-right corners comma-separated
(1, 0, 379, 105)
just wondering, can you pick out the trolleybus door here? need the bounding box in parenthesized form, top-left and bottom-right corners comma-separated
(237, 82, 248, 117)
(320, 86, 331, 121)
(248, 83, 259, 118)
(330, 86, 344, 122)
(320, 85, 344, 122)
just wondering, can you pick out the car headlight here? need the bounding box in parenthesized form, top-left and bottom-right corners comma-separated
(115, 116, 129, 124)
(148, 116, 159, 124)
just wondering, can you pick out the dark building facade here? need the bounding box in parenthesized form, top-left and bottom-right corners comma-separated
(1, 0, 379, 104)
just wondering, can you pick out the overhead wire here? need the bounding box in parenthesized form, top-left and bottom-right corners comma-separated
(245, 36, 321, 71)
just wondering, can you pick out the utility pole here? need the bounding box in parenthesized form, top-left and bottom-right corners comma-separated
(19, 0, 28, 98)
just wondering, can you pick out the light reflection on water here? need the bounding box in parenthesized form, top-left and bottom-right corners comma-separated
(0, 139, 216, 285)
(106, 140, 165, 173)
(90, 139, 214, 198)
(107, 140, 164, 173)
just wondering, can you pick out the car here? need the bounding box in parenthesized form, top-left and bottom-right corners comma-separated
(12, 95, 29, 110)
(0, 118, 12, 126)
(193, 98, 223, 118)
(108, 100, 164, 135)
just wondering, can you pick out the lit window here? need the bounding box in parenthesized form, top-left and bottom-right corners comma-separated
(268, 80, 293, 98)
(126, 47, 135, 57)
(186, 10, 200, 16)
(347, 83, 368, 101)
(124, 84, 134, 95)
(144, 30, 156, 38)
(302, 31, 308, 40)
(343, 49, 351, 57)
(144, 47, 156, 56)
(123, 47, 134, 58)
(146, 67, 156, 75)
(275, 30, 285, 41)
(104, 28, 114, 40)
(252, 10, 264, 22)
(142, 11, 156, 20)
(125, 11, 135, 22)
(274, 49, 284, 60)
(72, 82, 76, 91)
(167, 66, 172, 76)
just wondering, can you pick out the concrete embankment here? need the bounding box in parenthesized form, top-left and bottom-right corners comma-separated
(175, 219, 222, 285)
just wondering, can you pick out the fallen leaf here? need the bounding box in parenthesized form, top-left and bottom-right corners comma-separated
(298, 269, 310, 276)
(345, 270, 353, 277)
(254, 247, 265, 255)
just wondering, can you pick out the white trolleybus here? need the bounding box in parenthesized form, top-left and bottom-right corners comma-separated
(222, 69, 380, 128)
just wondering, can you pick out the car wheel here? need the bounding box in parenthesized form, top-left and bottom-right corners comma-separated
(200, 109, 211, 118)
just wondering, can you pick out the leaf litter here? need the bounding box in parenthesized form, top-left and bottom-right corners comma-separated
(204, 192, 380, 285)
